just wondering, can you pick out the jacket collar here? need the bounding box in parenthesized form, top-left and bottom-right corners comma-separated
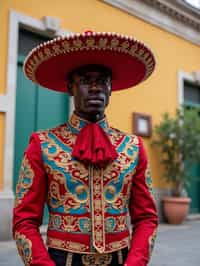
(67, 112, 109, 134)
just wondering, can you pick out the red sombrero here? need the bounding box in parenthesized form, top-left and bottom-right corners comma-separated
(23, 31, 156, 92)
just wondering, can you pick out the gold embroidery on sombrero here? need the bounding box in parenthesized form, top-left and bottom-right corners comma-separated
(15, 155, 34, 208)
(148, 229, 157, 258)
(24, 33, 155, 85)
(15, 232, 32, 266)
(99, 38, 108, 48)
(81, 253, 112, 266)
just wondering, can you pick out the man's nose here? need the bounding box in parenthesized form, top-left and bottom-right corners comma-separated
(89, 81, 102, 92)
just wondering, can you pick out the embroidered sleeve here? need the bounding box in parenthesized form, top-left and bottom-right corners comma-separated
(125, 137, 158, 266)
(13, 133, 55, 266)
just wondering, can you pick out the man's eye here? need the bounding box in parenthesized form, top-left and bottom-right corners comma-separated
(79, 77, 89, 84)
(98, 78, 107, 85)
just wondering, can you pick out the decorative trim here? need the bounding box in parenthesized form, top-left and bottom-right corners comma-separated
(24, 32, 155, 88)
(15, 232, 32, 265)
(101, 0, 200, 46)
(14, 155, 34, 208)
(46, 236, 130, 254)
(91, 166, 105, 253)
(81, 253, 112, 265)
(148, 229, 157, 258)
(65, 252, 73, 266)
(1, 9, 73, 195)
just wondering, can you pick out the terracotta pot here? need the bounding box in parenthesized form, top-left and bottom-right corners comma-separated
(162, 196, 191, 225)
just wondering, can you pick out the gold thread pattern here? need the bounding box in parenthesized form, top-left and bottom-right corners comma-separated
(81, 253, 112, 266)
(46, 236, 130, 254)
(48, 213, 91, 233)
(24, 33, 155, 85)
(48, 213, 128, 233)
(91, 167, 105, 253)
(35, 118, 139, 254)
(117, 249, 123, 265)
(15, 155, 34, 208)
(145, 163, 155, 199)
(15, 232, 32, 266)
(66, 252, 73, 266)
(149, 229, 157, 258)
(47, 237, 89, 253)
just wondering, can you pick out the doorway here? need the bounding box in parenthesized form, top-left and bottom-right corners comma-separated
(184, 80, 200, 213)
(13, 29, 69, 223)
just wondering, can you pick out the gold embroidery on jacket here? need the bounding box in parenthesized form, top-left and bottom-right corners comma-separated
(38, 124, 139, 253)
(66, 252, 73, 266)
(145, 163, 155, 199)
(47, 237, 89, 253)
(91, 167, 105, 253)
(48, 213, 91, 233)
(81, 253, 112, 266)
(15, 232, 32, 266)
(15, 155, 34, 207)
(106, 237, 130, 251)
(46, 236, 130, 254)
(149, 229, 157, 258)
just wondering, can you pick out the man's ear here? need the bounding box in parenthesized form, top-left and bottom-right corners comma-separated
(109, 84, 112, 96)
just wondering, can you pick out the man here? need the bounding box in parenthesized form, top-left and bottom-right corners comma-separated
(13, 31, 158, 266)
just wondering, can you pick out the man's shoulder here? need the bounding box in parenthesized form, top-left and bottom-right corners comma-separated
(109, 126, 139, 144)
(35, 123, 68, 139)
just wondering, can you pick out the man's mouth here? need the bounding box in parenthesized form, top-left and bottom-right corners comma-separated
(86, 97, 104, 105)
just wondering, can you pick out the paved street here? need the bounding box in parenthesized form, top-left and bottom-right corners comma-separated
(0, 220, 200, 266)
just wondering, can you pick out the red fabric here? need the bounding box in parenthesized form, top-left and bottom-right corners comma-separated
(124, 137, 158, 266)
(35, 50, 145, 92)
(13, 127, 158, 265)
(23, 32, 156, 93)
(13, 133, 55, 266)
(72, 123, 118, 168)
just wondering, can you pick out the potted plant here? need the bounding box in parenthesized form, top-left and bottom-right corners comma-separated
(152, 106, 200, 224)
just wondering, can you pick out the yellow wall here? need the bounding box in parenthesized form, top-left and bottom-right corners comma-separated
(0, 0, 200, 189)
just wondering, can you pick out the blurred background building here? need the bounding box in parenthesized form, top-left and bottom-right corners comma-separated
(0, 0, 200, 239)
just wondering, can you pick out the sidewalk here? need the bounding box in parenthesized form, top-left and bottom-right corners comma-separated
(0, 220, 200, 266)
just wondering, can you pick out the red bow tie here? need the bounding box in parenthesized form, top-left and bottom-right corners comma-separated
(72, 123, 118, 168)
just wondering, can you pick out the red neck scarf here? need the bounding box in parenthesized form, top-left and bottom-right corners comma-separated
(70, 114, 118, 168)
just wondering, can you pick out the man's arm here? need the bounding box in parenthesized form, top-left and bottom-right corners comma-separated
(125, 137, 158, 266)
(13, 133, 55, 266)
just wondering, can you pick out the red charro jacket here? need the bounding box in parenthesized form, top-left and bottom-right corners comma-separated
(13, 114, 158, 265)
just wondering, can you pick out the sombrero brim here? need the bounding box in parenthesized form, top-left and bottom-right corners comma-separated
(24, 32, 156, 92)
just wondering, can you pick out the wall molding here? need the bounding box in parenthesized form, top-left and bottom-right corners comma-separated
(102, 0, 200, 46)
(0, 10, 72, 198)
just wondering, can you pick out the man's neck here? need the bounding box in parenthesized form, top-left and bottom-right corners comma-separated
(74, 111, 105, 123)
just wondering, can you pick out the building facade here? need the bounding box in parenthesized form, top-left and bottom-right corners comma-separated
(0, 0, 200, 239)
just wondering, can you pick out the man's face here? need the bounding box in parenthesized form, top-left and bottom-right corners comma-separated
(69, 67, 112, 121)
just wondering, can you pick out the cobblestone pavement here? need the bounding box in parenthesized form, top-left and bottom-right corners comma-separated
(0, 220, 200, 266)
